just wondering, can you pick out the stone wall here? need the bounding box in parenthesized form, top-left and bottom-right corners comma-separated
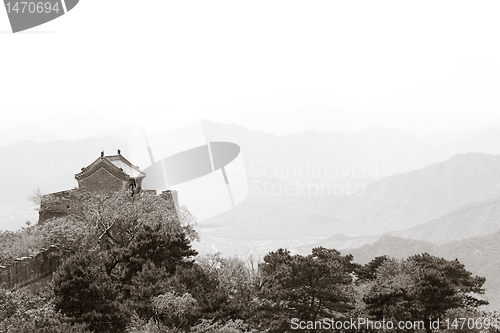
(39, 189, 179, 224)
(38, 190, 81, 224)
(160, 190, 179, 210)
(0, 246, 60, 291)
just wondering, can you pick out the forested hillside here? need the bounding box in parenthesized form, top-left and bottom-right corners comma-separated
(1, 190, 499, 332)
(345, 231, 500, 309)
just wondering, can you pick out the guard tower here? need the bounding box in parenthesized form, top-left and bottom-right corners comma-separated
(75, 150, 146, 194)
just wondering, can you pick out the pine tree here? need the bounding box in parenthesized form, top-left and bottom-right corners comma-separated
(52, 252, 130, 333)
(364, 253, 488, 333)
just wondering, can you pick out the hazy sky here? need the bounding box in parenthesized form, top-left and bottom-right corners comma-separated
(1, 1, 500, 133)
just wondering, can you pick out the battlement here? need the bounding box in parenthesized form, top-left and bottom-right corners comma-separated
(38, 189, 82, 224)
(38, 189, 179, 224)
(0, 246, 60, 292)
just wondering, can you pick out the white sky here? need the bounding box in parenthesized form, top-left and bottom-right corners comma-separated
(1, 0, 500, 133)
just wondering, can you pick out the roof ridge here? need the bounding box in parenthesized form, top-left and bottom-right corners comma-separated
(75, 152, 145, 181)
(105, 154, 142, 172)
(75, 156, 130, 181)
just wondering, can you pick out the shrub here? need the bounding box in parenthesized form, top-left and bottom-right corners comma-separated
(152, 292, 198, 329)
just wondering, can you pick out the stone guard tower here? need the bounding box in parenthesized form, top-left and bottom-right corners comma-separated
(38, 150, 179, 224)
(75, 150, 145, 195)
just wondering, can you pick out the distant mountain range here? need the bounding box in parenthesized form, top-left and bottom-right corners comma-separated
(0, 126, 64, 146)
(2, 121, 500, 241)
(392, 197, 500, 244)
(317, 153, 500, 234)
(200, 151, 500, 244)
(197, 150, 500, 264)
(201, 120, 450, 179)
(0, 112, 133, 142)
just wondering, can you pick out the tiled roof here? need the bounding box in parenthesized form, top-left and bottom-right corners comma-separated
(75, 152, 145, 181)
(105, 154, 146, 178)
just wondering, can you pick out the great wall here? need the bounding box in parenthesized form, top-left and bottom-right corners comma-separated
(0, 246, 60, 292)
(0, 150, 178, 292)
